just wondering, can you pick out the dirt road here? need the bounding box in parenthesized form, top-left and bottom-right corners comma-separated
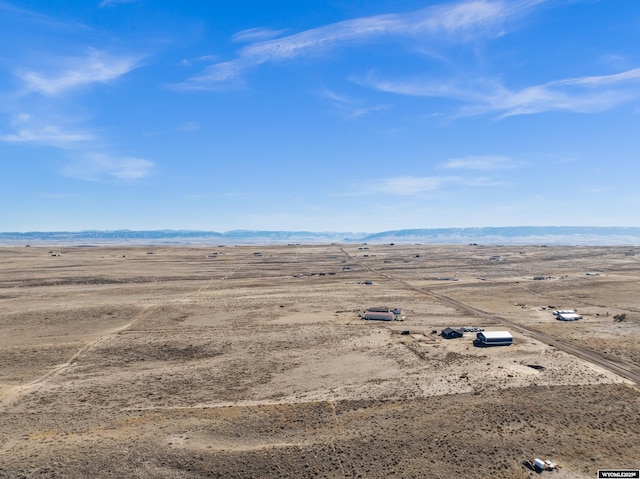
(341, 247, 640, 384)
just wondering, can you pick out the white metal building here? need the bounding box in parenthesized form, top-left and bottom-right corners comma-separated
(556, 312, 581, 321)
(476, 331, 513, 346)
(363, 311, 395, 321)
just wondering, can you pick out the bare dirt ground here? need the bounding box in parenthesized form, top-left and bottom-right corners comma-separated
(0, 244, 638, 478)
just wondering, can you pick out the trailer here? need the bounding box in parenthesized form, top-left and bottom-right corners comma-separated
(531, 458, 557, 471)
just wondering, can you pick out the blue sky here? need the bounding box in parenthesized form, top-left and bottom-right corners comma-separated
(1, 0, 639, 232)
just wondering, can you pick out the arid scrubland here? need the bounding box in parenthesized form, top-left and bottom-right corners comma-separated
(0, 244, 639, 478)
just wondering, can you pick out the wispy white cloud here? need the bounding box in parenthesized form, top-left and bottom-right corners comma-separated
(365, 67, 640, 117)
(104, 156, 154, 180)
(1, 113, 94, 147)
(321, 88, 351, 104)
(63, 153, 154, 181)
(320, 88, 390, 118)
(238, 0, 533, 61)
(1, 6, 151, 186)
(181, 55, 218, 67)
(383, 176, 452, 195)
(1, 125, 93, 147)
(178, 61, 246, 90)
(0, 1, 83, 29)
(17, 48, 141, 96)
(360, 74, 482, 102)
(231, 27, 287, 43)
(362, 176, 460, 195)
(2, 115, 153, 182)
(174, 0, 543, 90)
(99, 0, 137, 7)
(350, 105, 390, 118)
(440, 155, 517, 170)
(486, 68, 640, 117)
(354, 172, 504, 196)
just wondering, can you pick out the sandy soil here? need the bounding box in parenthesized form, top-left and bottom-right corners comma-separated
(0, 244, 639, 478)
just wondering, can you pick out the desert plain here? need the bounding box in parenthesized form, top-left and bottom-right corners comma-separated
(0, 243, 639, 478)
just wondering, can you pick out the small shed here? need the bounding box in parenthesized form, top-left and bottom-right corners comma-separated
(441, 327, 464, 339)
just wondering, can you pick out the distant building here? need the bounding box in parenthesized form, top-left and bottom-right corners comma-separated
(362, 307, 403, 321)
(441, 327, 464, 339)
(556, 312, 581, 321)
(552, 309, 581, 321)
(363, 310, 394, 321)
(476, 331, 513, 346)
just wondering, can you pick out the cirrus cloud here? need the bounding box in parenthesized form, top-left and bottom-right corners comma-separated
(364, 67, 640, 118)
(63, 153, 154, 181)
(440, 155, 517, 170)
(16, 48, 141, 96)
(1, 113, 94, 148)
(173, 0, 543, 90)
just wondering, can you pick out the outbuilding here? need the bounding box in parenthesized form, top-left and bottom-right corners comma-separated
(441, 327, 464, 339)
(476, 331, 513, 346)
(557, 312, 581, 321)
(363, 310, 394, 321)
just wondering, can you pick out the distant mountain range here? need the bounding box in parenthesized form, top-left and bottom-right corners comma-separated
(1, 227, 640, 246)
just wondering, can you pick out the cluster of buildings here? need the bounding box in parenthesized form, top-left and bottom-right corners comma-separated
(441, 328, 513, 346)
(361, 306, 512, 345)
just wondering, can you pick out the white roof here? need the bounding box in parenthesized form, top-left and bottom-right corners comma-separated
(558, 313, 581, 319)
(481, 331, 512, 339)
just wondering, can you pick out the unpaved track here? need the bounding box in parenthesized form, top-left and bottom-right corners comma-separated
(341, 248, 640, 385)
(0, 306, 156, 410)
(0, 258, 249, 411)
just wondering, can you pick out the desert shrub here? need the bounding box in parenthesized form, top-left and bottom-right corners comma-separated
(613, 313, 627, 322)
